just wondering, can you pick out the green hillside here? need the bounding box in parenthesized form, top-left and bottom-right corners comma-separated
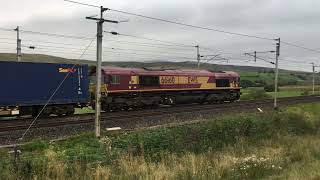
(0, 53, 316, 87)
(0, 53, 94, 65)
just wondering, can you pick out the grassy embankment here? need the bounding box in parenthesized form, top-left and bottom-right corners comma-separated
(240, 71, 320, 100)
(1, 103, 320, 179)
(240, 86, 320, 100)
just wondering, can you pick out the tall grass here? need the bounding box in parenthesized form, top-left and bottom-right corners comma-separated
(4, 135, 320, 179)
(1, 103, 320, 179)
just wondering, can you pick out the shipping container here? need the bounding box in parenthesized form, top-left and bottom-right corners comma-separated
(0, 61, 89, 116)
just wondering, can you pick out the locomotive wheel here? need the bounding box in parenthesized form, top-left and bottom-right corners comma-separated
(123, 106, 129, 111)
(65, 106, 75, 116)
(31, 108, 40, 118)
(32, 107, 50, 118)
(101, 103, 110, 112)
(151, 103, 160, 109)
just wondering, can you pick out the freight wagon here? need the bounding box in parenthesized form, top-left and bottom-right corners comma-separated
(90, 67, 240, 111)
(0, 61, 89, 117)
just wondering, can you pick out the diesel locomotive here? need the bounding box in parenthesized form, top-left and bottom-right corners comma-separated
(90, 66, 240, 111)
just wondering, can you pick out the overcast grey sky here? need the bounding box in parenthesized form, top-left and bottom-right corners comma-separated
(0, 0, 320, 71)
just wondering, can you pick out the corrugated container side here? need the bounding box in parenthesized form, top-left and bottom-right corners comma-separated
(0, 61, 89, 107)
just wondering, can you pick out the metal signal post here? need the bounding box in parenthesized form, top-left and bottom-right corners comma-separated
(311, 63, 320, 95)
(195, 45, 200, 69)
(274, 38, 280, 109)
(86, 6, 118, 138)
(14, 26, 21, 62)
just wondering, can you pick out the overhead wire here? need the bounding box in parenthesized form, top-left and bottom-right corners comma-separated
(64, 0, 274, 41)
(105, 31, 195, 48)
(18, 39, 197, 59)
(0, 1, 317, 72)
(108, 46, 195, 56)
(0, 27, 15, 32)
(23, 39, 89, 47)
(20, 30, 93, 40)
(21, 45, 196, 62)
(105, 48, 196, 60)
(282, 41, 320, 54)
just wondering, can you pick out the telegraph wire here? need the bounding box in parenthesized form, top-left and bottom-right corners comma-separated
(110, 8, 274, 41)
(106, 31, 225, 54)
(0, 37, 16, 41)
(107, 41, 194, 51)
(0, 27, 93, 40)
(1, 28, 198, 50)
(24, 37, 196, 51)
(254, 54, 317, 64)
(64, 0, 274, 41)
(109, 47, 195, 56)
(105, 49, 195, 60)
(20, 30, 93, 40)
(64, 0, 100, 8)
(21, 41, 316, 71)
(21, 46, 196, 61)
(282, 41, 320, 54)
(23, 39, 89, 47)
(106, 39, 194, 48)
(20, 42, 196, 58)
(105, 31, 194, 48)
(0, 27, 15, 32)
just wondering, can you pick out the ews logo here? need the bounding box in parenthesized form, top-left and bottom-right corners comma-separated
(188, 76, 198, 84)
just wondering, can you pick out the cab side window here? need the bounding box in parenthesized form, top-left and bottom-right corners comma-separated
(216, 79, 230, 87)
(110, 75, 120, 84)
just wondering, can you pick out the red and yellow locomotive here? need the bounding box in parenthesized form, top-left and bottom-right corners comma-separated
(91, 66, 240, 111)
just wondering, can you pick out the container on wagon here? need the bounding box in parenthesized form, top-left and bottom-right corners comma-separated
(0, 61, 89, 116)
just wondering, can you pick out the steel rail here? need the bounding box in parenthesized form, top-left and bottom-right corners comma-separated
(0, 95, 319, 133)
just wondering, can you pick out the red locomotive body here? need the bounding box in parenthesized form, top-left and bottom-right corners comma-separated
(91, 66, 240, 111)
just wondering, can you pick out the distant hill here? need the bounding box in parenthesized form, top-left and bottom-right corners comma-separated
(0, 53, 303, 73)
(1, 53, 315, 86)
(0, 53, 94, 65)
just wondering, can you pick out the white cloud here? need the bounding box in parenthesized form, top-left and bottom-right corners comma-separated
(0, 0, 319, 71)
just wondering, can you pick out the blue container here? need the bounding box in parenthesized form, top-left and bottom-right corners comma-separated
(0, 61, 89, 107)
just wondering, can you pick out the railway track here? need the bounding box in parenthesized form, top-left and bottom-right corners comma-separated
(0, 95, 319, 133)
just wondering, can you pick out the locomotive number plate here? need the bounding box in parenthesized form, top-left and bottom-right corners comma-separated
(160, 76, 175, 84)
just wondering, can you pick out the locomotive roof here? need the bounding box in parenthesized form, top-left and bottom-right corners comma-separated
(100, 66, 239, 77)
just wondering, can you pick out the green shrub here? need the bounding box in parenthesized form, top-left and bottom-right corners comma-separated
(241, 89, 271, 100)
(21, 139, 50, 152)
(240, 80, 255, 88)
(264, 84, 279, 92)
(112, 110, 319, 161)
(301, 90, 310, 96)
